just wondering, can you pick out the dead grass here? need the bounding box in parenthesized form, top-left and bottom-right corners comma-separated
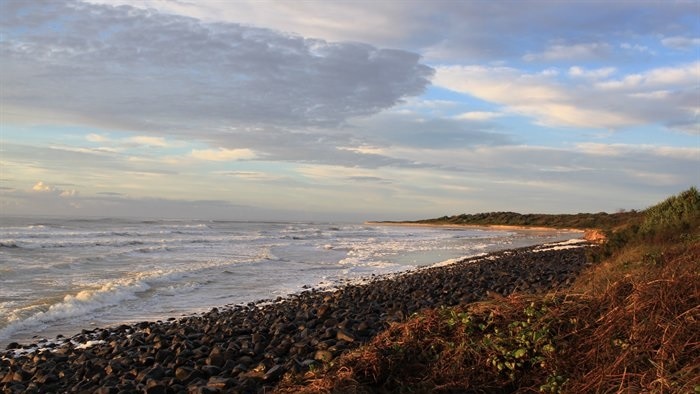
(274, 240, 700, 394)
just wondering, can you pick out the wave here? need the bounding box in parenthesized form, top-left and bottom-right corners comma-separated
(0, 240, 20, 248)
(0, 277, 152, 342)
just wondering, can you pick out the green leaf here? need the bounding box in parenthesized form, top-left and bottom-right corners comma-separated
(513, 348, 527, 358)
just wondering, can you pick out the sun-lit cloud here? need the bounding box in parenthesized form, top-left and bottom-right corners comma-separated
(575, 143, 700, 160)
(31, 181, 78, 197)
(190, 148, 257, 161)
(433, 65, 634, 128)
(337, 145, 387, 155)
(128, 136, 169, 147)
(31, 181, 52, 193)
(434, 62, 699, 131)
(86, 134, 109, 143)
(215, 171, 281, 182)
(453, 111, 504, 121)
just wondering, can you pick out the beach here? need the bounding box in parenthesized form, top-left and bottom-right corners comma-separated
(1, 239, 595, 393)
(0, 219, 581, 347)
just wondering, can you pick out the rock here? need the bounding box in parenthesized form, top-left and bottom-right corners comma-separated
(94, 387, 118, 394)
(264, 364, 285, 381)
(336, 329, 355, 342)
(201, 365, 221, 376)
(206, 346, 225, 367)
(174, 366, 195, 382)
(145, 379, 168, 394)
(314, 350, 333, 363)
(207, 376, 233, 389)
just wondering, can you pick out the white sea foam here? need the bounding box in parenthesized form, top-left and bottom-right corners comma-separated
(533, 239, 588, 252)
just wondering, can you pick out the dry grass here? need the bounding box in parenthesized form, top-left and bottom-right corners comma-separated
(275, 240, 700, 394)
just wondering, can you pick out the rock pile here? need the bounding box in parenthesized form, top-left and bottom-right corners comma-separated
(1, 243, 595, 393)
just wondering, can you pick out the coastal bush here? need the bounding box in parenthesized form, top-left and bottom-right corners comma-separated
(639, 186, 700, 238)
(275, 187, 700, 393)
(412, 210, 641, 230)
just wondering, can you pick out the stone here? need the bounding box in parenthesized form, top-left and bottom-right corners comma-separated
(145, 379, 168, 394)
(336, 329, 355, 342)
(207, 376, 233, 389)
(264, 364, 285, 381)
(314, 350, 333, 363)
(206, 346, 225, 367)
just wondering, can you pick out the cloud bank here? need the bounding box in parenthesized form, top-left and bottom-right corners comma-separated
(1, 0, 433, 133)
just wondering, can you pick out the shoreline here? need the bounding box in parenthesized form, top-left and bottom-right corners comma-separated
(1, 240, 597, 393)
(365, 221, 586, 233)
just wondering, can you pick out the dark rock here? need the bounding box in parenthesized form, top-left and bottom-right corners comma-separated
(264, 364, 285, 381)
(94, 387, 118, 394)
(336, 329, 355, 342)
(200, 365, 221, 377)
(145, 379, 168, 394)
(206, 346, 225, 367)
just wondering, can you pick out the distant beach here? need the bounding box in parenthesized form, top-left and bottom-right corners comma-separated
(365, 221, 587, 233)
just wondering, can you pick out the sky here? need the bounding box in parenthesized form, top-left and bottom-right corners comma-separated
(0, 0, 698, 221)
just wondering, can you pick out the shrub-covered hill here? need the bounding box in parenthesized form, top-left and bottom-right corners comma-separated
(407, 210, 642, 230)
(276, 187, 700, 393)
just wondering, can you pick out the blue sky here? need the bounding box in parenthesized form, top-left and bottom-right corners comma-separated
(1, 0, 698, 221)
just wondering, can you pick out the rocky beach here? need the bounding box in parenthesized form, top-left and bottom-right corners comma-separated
(1, 240, 595, 394)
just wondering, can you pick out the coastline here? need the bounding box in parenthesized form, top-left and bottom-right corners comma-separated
(1, 240, 596, 393)
(365, 221, 586, 233)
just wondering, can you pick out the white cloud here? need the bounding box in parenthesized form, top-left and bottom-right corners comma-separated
(524, 42, 611, 62)
(338, 145, 387, 155)
(32, 181, 52, 192)
(661, 36, 700, 50)
(620, 42, 654, 55)
(128, 136, 169, 147)
(576, 143, 700, 161)
(434, 63, 699, 131)
(190, 148, 257, 161)
(568, 66, 616, 79)
(454, 111, 504, 121)
(86, 133, 109, 142)
(31, 181, 78, 197)
(433, 65, 634, 128)
(597, 62, 700, 91)
(216, 171, 281, 181)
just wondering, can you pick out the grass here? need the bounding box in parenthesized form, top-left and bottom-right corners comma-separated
(274, 187, 700, 393)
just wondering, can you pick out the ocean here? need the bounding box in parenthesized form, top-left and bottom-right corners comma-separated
(0, 217, 581, 347)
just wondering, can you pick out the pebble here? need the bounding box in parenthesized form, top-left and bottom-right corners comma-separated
(0, 244, 594, 393)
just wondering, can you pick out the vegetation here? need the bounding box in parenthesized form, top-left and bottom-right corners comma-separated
(403, 209, 643, 230)
(275, 187, 700, 393)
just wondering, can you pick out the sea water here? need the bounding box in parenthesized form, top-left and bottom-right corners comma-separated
(0, 217, 581, 347)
